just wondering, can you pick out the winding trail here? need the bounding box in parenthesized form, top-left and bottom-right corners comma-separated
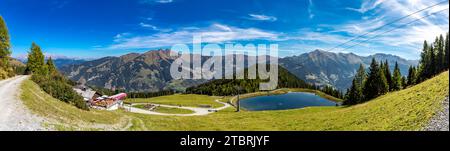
(0, 76, 46, 131)
(125, 100, 232, 116)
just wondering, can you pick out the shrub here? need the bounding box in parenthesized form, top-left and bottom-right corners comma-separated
(0, 68, 8, 79)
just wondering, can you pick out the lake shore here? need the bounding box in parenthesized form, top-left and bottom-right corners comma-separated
(227, 88, 343, 108)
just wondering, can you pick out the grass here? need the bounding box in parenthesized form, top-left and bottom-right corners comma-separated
(133, 104, 195, 114)
(128, 71, 449, 130)
(126, 94, 223, 108)
(20, 79, 127, 130)
(20, 71, 449, 131)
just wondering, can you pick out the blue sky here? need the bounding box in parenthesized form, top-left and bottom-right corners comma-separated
(1, 0, 448, 60)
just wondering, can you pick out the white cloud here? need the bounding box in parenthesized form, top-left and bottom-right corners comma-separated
(329, 0, 449, 55)
(114, 33, 131, 39)
(108, 23, 280, 49)
(155, 0, 173, 3)
(139, 23, 172, 32)
(247, 14, 277, 21)
(308, 0, 315, 19)
(140, 0, 174, 4)
(140, 22, 158, 30)
(346, 0, 385, 13)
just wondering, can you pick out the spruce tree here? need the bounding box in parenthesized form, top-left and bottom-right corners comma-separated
(363, 58, 389, 100)
(436, 35, 445, 72)
(46, 57, 57, 74)
(418, 40, 429, 82)
(344, 79, 363, 105)
(445, 32, 449, 69)
(407, 66, 416, 86)
(0, 16, 11, 68)
(344, 64, 366, 105)
(383, 60, 392, 91)
(354, 64, 366, 89)
(27, 43, 46, 75)
(392, 62, 402, 91)
(401, 76, 407, 89)
(429, 44, 436, 76)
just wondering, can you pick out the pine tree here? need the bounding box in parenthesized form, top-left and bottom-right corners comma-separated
(46, 57, 57, 74)
(27, 43, 46, 75)
(436, 35, 445, 72)
(392, 62, 402, 91)
(344, 79, 363, 105)
(344, 64, 366, 105)
(363, 58, 389, 100)
(445, 32, 449, 69)
(407, 66, 416, 86)
(354, 64, 366, 89)
(418, 40, 429, 82)
(0, 16, 11, 68)
(429, 44, 436, 76)
(382, 60, 392, 91)
(401, 76, 407, 89)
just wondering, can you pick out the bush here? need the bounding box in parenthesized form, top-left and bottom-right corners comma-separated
(0, 66, 15, 80)
(31, 73, 89, 110)
(0, 68, 8, 79)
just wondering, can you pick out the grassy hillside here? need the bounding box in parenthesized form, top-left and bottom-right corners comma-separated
(21, 71, 448, 130)
(20, 79, 129, 130)
(133, 105, 195, 114)
(126, 94, 224, 108)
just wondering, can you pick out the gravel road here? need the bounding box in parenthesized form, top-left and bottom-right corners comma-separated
(424, 96, 449, 131)
(0, 76, 47, 131)
(125, 100, 232, 116)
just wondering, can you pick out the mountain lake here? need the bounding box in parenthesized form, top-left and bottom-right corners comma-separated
(239, 92, 338, 111)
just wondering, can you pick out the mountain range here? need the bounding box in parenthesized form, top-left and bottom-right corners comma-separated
(59, 49, 418, 92)
(15, 57, 88, 69)
(59, 50, 207, 92)
(279, 50, 418, 91)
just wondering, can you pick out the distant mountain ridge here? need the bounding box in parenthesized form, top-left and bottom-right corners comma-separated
(15, 57, 88, 69)
(279, 50, 418, 91)
(60, 49, 418, 92)
(60, 50, 208, 92)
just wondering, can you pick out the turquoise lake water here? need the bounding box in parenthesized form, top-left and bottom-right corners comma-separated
(240, 92, 337, 111)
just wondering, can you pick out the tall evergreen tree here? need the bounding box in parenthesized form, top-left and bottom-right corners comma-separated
(418, 40, 429, 82)
(436, 35, 445, 72)
(27, 43, 46, 75)
(429, 44, 436, 76)
(344, 64, 366, 105)
(407, 66, 416, 86)
(382, 60, 392, 91)
(363, 58, 389, 100)
(354, 64, 366, 89)
(392, 62, 403, 91)
(401, 76, 407, 89)
(344, 79, 363, 105)
(46, 57, 57, 74)
(0, 16, 11, 68)
(445, 32, 449, 69)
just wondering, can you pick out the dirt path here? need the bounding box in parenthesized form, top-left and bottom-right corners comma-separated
(125, 100, 232, 116)
(424, 97, 449, 131)
(0, 76, 47, 131)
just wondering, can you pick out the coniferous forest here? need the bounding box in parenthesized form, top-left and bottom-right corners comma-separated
(344, 32, 449, 105)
